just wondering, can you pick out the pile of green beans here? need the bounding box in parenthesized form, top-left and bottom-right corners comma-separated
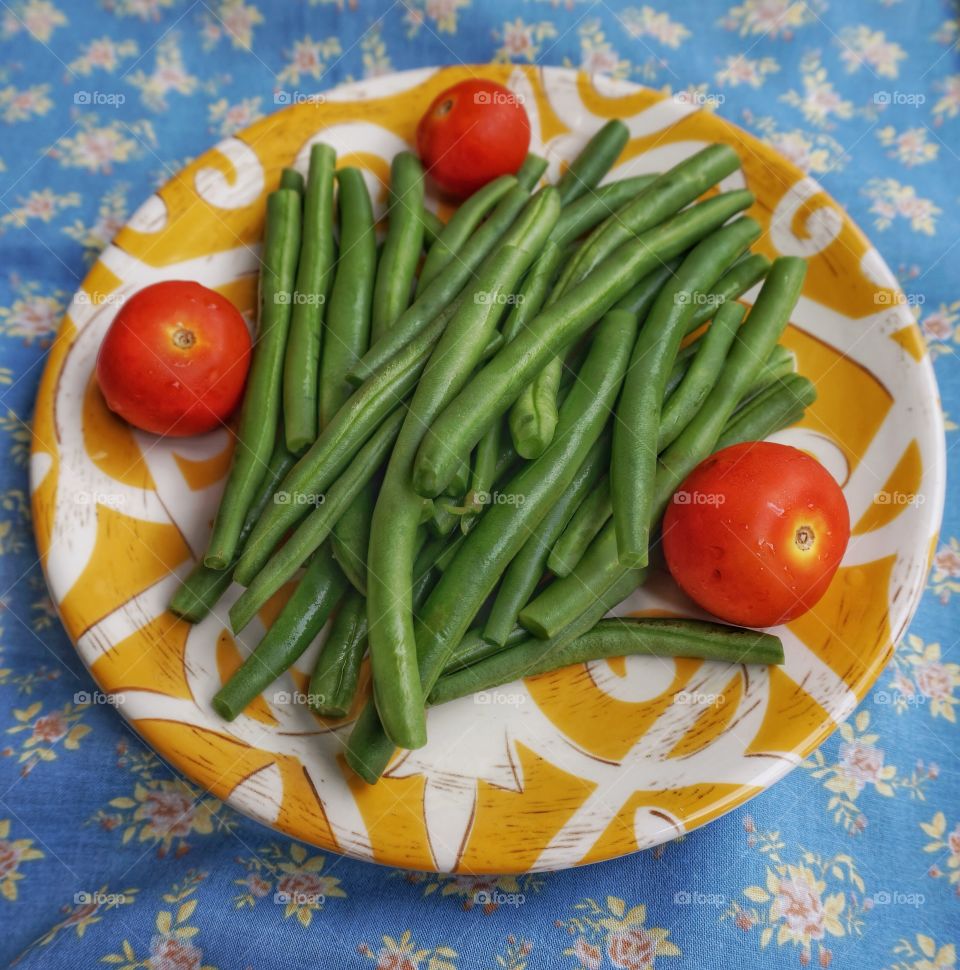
(176, 131, 813, 776)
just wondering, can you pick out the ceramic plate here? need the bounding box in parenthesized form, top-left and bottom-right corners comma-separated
(30, 65, 945, 873)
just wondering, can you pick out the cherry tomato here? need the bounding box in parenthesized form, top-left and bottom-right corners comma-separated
(662, 442, 850, 627)
(416, 79, 531, 198)
(96, 280, 251, 437)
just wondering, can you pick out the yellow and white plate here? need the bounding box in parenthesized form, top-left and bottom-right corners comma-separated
(30, 66, 945, 873)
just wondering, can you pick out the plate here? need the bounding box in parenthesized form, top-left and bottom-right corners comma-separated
(30, 65, 945, 873)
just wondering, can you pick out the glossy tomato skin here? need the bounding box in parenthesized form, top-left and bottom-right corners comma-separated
(662, 442, 850, 627)
(416, 79, 531, 198)
(96, 280, 251, 437)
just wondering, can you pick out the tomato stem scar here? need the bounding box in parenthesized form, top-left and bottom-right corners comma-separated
(795, 524, 815, 550)
(173, 327, 196, 350)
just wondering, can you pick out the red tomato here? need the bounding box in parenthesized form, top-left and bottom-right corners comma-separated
(662, 442, 850, 627)
(416, 79, 531, 198)
(96, 280, 251, 437)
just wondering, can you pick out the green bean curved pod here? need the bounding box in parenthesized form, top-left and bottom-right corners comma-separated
(331, 482, 375, 595)
(483, 434, 608, 647)
(365, 188, 562, 751)
(515, 153, 548, 189)
(717, 374, 816, 450)
(212, 548, 346, 721)
(520, 257, 808, 638)
(556, 119, 629, 205)
(553, 175, 657, 247)
(308, 588, 367, 719)
(233, 308, 450, 586)
(737, 344, 797, 405)
(280, 167, 304, 194)
(683, 252, 770, 336)
(611, 217, 760, 567)
(441, 626, 527, 675)
(417, 175, 517, 293)
(371, 151, 424, 341)
(230, 408, 404, 634)
(169, 438, 296, 622)
(346, 306, 637, 782)
(560, 143, 742, 293)
(350, 185, 531, 383)
(657, 297, 746, 452)
(547, 475, 612, 578)
(283, 144, 336, 454)
(500, 241, 564, 344)
(431, 618, 783, 704)
(413, 189, 754, 498)
(205, 188, 301, 569)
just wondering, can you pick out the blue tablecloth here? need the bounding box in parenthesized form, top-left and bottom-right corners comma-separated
(1, 1, 957, 967)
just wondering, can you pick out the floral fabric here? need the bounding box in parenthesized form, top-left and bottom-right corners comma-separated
(0, 1, 957, 967)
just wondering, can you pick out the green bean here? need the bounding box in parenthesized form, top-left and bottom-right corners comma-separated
(169, 438, 297, 622)
(612, 218, 760, 566)
(366, 188, 562, 750)
(441, 626, 527, 674)
(516, 153, 548, 189)
(417, 175, 517, 293)
(548, 475, 612, 578)
(717, 374, 816, 450)
(500, 241, 565, 345)
(420, 208, 444, 246)
(230, 408, 404, 634)
(431, 618, 783, 703)
(350, 185, 531, 383)
(205, 188, 301, 569)
(346, 306, 638, 782)
(212, 548, 346, 721)
(319, 167, 376, 427)
(520, 257, 807, 638)
(556, 119, 629, 204)
(738, 344, 797, 404)
(483, 434, 608, 646)
(280, 167, 304, 194)
(413, 189, 754, 498)
(657, 296, 745, 451)
(308, 588, 366, 718)
(283, 144, 336, 454)
(552, 175, 657, 246)
(461, 419, 502, 530)
(684, 252, 770, 336)
(371, 152, 424, 341)
(233, 307, 451, 586)
(317, 167, 379, 596)
(558, 144, 742, 295)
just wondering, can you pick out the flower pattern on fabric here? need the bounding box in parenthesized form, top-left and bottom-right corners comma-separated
(0, 819, 44, 901)
(357, 930, 457, 969)
(558, 897, 681, 969)
(919, 812, 960, 895)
